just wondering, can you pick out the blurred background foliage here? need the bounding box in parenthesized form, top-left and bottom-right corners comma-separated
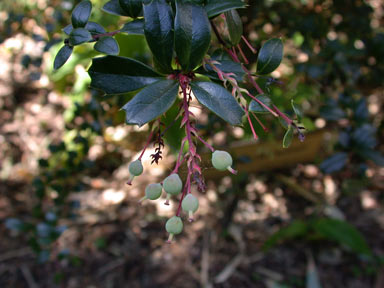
(0, 0, 383, 287)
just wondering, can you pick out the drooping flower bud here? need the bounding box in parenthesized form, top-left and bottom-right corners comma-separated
(127, 160, 143, 185)
(163, 173, 183, 205)
(139, 183, 162, 203)
(181, 194, 199, 222)
(165, 216, 183, 243)
(211, 150, 237, 174)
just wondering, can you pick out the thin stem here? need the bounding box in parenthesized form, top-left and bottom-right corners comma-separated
(242, 35, 257, 54)
(243, 105, 258, 140)
(92, 30, 121, 40)
(251, 112, 269, 132)
(176, 173, 190, 216)
(138, 130, 154, 161)
(192, 131, 214, 152)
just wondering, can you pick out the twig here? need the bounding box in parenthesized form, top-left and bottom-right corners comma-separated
(20, 265, 39, 288)
(0, 247, 33, 262)
(201, 231, 212, 288)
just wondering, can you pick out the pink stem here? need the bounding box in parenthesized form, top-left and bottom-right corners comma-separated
(92, 30, 121, 40)
(243, 105, 258, 140)
(242, 35, 257, 54)
(138, 130, 154, 161)
(251, 112, 269, 132)
(237, 44, 249, 64)
(192, 131, 214, 152)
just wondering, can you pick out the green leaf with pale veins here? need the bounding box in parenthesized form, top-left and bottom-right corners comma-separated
(191, 81, 244, 125)
(94, 37, 119, 55)
(88, 55, 163, 95)
(143, 0, 174, 73)
(291, 100, 303, 122)
(257, 38, 284, 75)
(71, 0, 92, 28)
(69, 28, 92, 46)
(53, 45, 73, 70)
(205, 0, 246, 18)
(283, 125, 293, 148)
(122, 80, 179, 126)
(175, 0, 211, 72)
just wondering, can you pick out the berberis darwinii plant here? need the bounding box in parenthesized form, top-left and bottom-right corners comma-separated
(54, 0, 305, 243)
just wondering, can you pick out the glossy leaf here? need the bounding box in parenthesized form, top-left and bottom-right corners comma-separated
(88, 56, 162, 94)
(205, 0, 246, 18)
(94, 37, 119, 55)
(249, 94, 272, 114)
(291, 100, 303, 122)
(175, 0, 211, 71)
(102, 0, 130, 16)
(225, 9, 242, 45)
(191, 81, 244, 125)
(69, 28, 92, 46)
(197, 51, 245, 81)
(313, 218, 371, 255)
(121, 19, 144, 35)
(143, 0, 174, 73)
(119, 0, 142, 18)
(71, 0, 92, 28)
(257, 38, 284, 75)
(53, 45, 73, 70)
(63, 22, 106, 36)
(283, 125, 294, 148)
(320, 152, 348, 174)
(122, 80, 179, 126)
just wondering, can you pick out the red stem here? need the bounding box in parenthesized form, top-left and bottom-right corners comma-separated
(92, 30, 121, 40)
(138, 130, 154, 161)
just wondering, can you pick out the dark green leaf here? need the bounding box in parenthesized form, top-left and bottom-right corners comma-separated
(191, 81, 244, 125)
(63, 22, 106, 36)
(291, 100, 303, 122)
(257, 38, 283, 75)
(249, 94, 272, 114)
(196, 50, 245, 81)
(122, 80, 179, 126)
(313, 218, 371, 255)
(69, 28, 92, 46)
(263, 220, 308, 251)
(121, 19, 144, 35)
(359, 149, 384, 166)
(143, 0, 174, 73)
(88, 55, 162, 95)
(175, 0, 211, 71)
(205, 0, 246, 18)
(71, 0, 92, 28)
(119, 0, 142, 18)
(94, 37, 119, 55)
(283, 125, 294, 148)
(53, 45, 73, 70)
(102, 0, 130, 16)
(198, 59, 245, 81)
(320, 152, 348, 174)
(352, 124, 377, 149)
(225, 9, 242, 45)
